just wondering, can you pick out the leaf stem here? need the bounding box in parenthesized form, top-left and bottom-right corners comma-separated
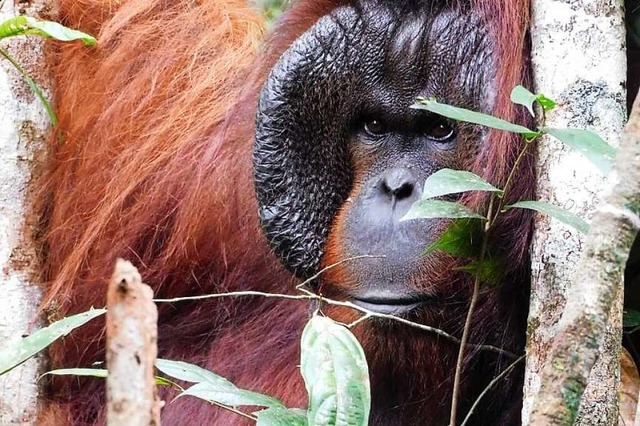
(459, 355, 526, 426)
(0, 47, 58, 125)
(449, 195, 495, 426)
(154, 289, 515, 359)
(209, 401, 257, 421)
(498, 138, 533, 211)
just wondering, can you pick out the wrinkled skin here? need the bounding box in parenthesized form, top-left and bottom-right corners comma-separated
(255, 2, 525, 424)
(255, 3, 494, 305)
(38, 0, 532, 423)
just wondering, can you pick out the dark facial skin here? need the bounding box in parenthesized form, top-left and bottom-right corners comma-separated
(254, 1, 496, 312)
(254, 3, 520, 424)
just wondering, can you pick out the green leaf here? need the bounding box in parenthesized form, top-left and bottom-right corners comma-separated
(510, 86, 556, 114)
(424, 219, 482, 257)
(510, 86, 538, 117)
(255, 407, 308, 426)
(454, 258, 504, 286)
(403, 200, 485, 221)
(623, 310, 640, 328)
(301, 315, 370, 426)
(0, 16, 96, 46)
(543, 127, 617, 174)
(156, 359, 235, 387)
(155, 376, 176, 387)
(536, 94, 556, 112)
(42, 368, 174, 386)
(0, 16, 29, 39)
(157, 358, 286, 409)
(179, 382, 285, 409)
(0, 308, 106, 376)
(43, 368, 108, 378)
(422, 169, 502, 200)
(412, 97, 538, 138)
(507, 201, 589, 234)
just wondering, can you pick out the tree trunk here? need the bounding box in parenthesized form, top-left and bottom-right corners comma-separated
(0, 1, 52, 424)
(528, 87, 640, 426)
(524, 0, 627, 424)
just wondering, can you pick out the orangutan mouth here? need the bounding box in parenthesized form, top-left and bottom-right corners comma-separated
(351, 295, 428, 315)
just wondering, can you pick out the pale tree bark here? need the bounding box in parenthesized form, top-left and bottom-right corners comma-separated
(528, 88, 640, 425)
(0, 1, 52, 424)
(524, 0, 627, 424)
(106, 260, 161, 426)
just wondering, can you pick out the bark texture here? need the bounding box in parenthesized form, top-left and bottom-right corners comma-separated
(528, 94, 640, 424)
(106, 259, 160, 426)
(0, 1, 52, 424)
(525, 0, 627, 424)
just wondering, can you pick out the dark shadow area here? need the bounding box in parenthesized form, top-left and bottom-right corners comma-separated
(622, 0, 640, 365)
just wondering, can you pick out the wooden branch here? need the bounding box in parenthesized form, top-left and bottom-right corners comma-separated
(528, 94, 640, 424)
(106, 259, 161, 425)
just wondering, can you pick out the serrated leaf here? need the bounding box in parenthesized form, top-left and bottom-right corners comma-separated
(412, 97, 538, 137)
(255, 407, 308, 426)
(301, 316, 370, 426)
(178, 381, 285, 409)
(544, 127, 617, 174)
(454, 258, 504, 286)
(510, 86, 538, 117)
(422, 169, 502, 200)
(507, 201, 589, 233)
(424, 219, 482, 257)
(623, 310, 640, 328)
(0, 16, 96, 45)
(403, 200, 485, 221)
(0, 308, 106, 376)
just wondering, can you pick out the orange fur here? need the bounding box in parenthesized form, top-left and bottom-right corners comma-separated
(36, 0, 534, 424)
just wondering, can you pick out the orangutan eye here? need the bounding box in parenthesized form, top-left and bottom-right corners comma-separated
(363, 119, 388, 136)
(426, 121, 454, 141)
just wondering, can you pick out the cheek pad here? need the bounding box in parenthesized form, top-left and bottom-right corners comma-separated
(253, 8, 363, 279)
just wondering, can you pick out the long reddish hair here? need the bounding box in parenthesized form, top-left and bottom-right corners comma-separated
(37, 0, 533, 424)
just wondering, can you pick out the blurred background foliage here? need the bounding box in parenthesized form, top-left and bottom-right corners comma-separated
(253, 0, 290, 27)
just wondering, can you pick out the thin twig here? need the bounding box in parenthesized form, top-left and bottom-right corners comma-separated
(459, 355, 526, 426)
(209, 401, 257, 421)
(498, 138, 534, 213)
(295, 254, 385, 293)
(154, 290, 311, 304)
(497, 108, 544, 218)
(450, 195, 496, 426)
(154, 289, 516, 359)
(347, 313, 372, 328)
(0, 47, 58, 125)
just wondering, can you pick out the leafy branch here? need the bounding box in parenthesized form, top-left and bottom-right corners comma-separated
(1, 253, 519, 426)
(407, 85, 617, 425)
(0, 14, 96, 124)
